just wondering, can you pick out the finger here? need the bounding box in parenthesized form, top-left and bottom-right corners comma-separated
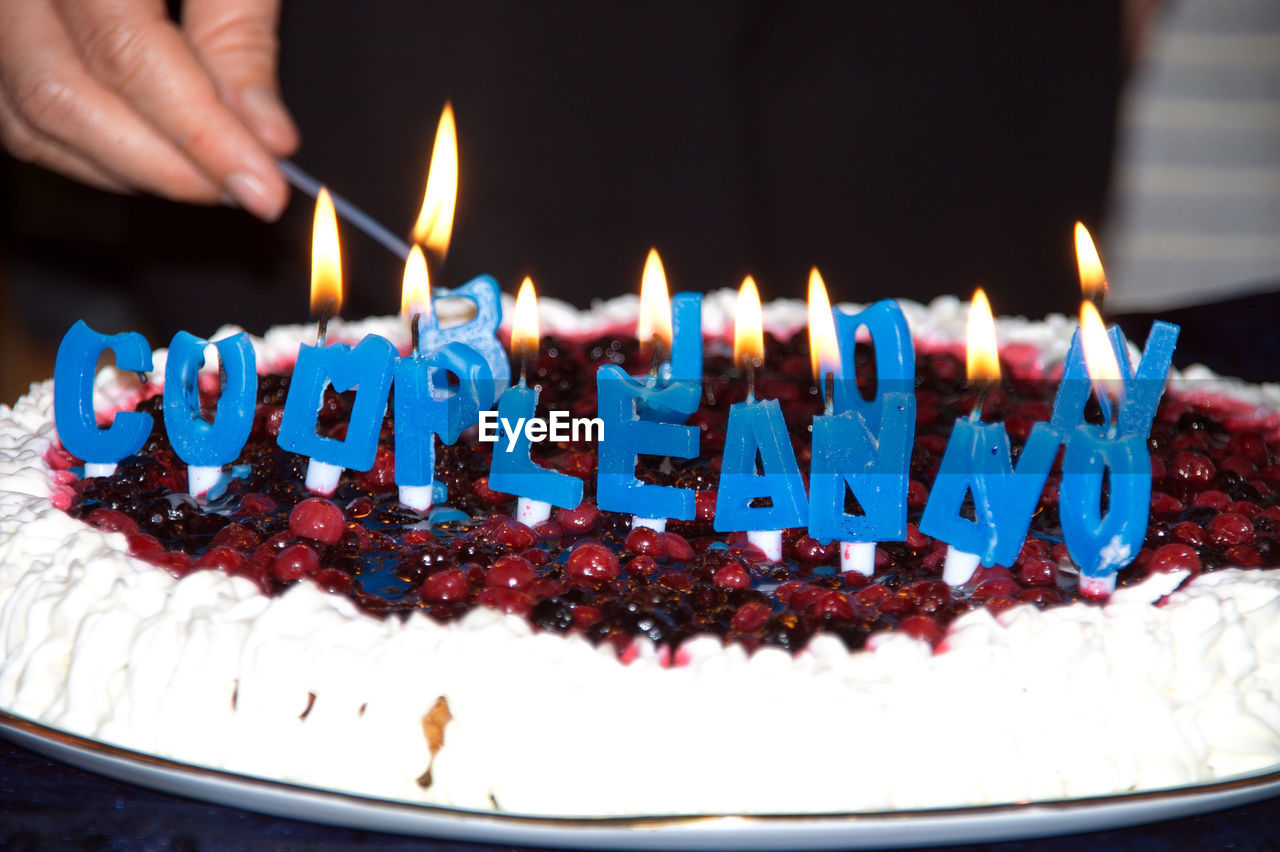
(0, 86, 130, 193)
(183, 0, 298, 156)
(52, 0, 287, 220)
(0, 0, 222, 202)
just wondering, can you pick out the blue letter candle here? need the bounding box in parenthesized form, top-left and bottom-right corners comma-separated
(1050, 321, 1179, 440)
(808, 392, 914, 546)
(713, 398, 808, 536)
(666, 291, 703, 386)
(395, 342, 495, 511)
(162, 331, 257, 497)
(421, 276, 510, 391)
(810, 295, 918, 574)
(487, 380, 583, 518)
(1060, 425, 1151, 598)
(53, 320, 154, 478)
(278, 334, 397, 495)
(833, 299, 916, 432)
(596, 364, 700, 522)
(919, 418, 1060, 580)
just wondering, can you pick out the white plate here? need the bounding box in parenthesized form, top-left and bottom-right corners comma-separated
(2, 708, 1278, 850)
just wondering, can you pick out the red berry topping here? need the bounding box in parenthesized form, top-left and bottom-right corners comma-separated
(127, 533, 166, 561)
(792, 535, 837, 563)
(555, 502, 600, 533)
(985, 596, 1020, 617)
(694, 490, 716, 521)
(662, 533, 695, 561)
(86, 508, 138, 534)
(273, 543, 319, 582)
(811, 591, 856, 620)
(312, 568, 355, 594)
(288, 498, 345, 545)
(855, 584, 891, 607)
(471, 477, 512, 505)
(197, 545, 246, 574)
(1149, 543, 1201, 574)
(422, 568, 471, 602)
(627, 555, 659, 576)
(1208, 512, 1253, 546)
(908, 580, 951, 613)
(972, 577, 1020, 600)
(624, 526, 667, 558)
(1149, 492, 1183, 516)
(1169, 451, 1216, 485)
(566, 542, 620, 582)
(476, 587, 533, 617)
(1225, 544, 1264, 568)
(238, 492, 277, 516)
(1016, 557, 1057, 587)
(1228, 431, 1269, 464)
(712, 564, 751, 590)
(486, 555, 536, 590)
(571, 604, 602, 629)
(904, 523, 930, 553)
(1171, 521, 1205, 547)
(731, 601, 772, 632)
(898, 614, 943, 646)
(1192, 490, 1230, 510)
(402, 529, 435, 546)
(659, 570, 693, 591)
(790, 585, 828, 613)
(356, 447, 396, 491)
(492, 520, 538, 550)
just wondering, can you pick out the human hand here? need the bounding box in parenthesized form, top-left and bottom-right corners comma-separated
(0, 0, 298, 221)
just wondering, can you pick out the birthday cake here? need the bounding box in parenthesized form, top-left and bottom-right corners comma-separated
(2, 291, 1280, 817)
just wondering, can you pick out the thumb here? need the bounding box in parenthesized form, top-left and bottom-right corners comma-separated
(182, 0, 298, 156)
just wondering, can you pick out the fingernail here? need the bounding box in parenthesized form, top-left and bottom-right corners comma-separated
(226, 171, 284, 221)
(242, 86, 299, 149)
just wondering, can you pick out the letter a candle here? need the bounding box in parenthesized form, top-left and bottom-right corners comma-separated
(712, 277, 807, 562)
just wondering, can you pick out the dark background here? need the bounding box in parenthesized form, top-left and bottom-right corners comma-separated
(1, 1, 1121, 352)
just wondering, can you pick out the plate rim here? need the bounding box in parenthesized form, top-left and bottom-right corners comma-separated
(3, 706, 1280, 831)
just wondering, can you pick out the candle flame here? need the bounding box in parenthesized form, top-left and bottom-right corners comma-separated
(511, 276, 540, 363)
(412, 102, 458, 261)
(310, 188, 343, 316)
(966, 288, 1000, 386)
(400, 244, 430, 320)
(1074, 221, 1108, 303)
(1080, 300, 1124, 405)
(807, 267, 841, 384)
(637, 248, 673, 351)
(734, 275, 764, 371)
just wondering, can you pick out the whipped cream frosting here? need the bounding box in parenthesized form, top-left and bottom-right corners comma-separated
(0, 294, 1278, 817)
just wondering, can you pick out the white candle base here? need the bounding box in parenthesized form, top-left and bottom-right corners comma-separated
(304, 460, 343, 496)
(1078, 573, 1117, 598)
(840, 541, 876, 576)
(747, 529, 783, 562)
(516, 497, 552, 527)
(398, 485, 434, 513)
(84, 462, 117, 478)
(631, 516, 667, 533)
(942, 547, 982, 586)
(187, 465, 222, 498)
